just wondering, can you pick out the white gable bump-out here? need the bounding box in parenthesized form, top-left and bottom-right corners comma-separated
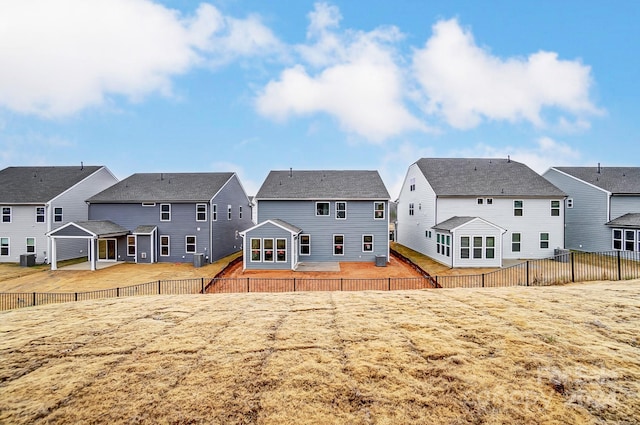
(47, 220, 129, 271)
(239, 219, 302, 271)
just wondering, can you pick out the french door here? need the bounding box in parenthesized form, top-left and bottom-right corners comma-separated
(98, 239, 117, 261)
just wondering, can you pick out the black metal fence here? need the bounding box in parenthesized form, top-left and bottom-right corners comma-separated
(2, 250, 640, 311)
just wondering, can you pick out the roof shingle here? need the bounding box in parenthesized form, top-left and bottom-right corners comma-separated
(553, 166, 640, 194)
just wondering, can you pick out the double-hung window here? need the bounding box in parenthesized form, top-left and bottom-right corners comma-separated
(436, 234, 450, 257)
(160, 236, 170, 256)
(316, 202, 329, 216)
(473, 236, 483, 259)
(362, 235, 373, 252)
(374, 202, 385, 220)
(227, 205, 232, 220)
(251, 239, 261, 261)
(0, 237, 8, 256)
(26, 237, 36, 254)
(540, 233, 549, 249)
(2, 207, 11, 223)
(276, 239, 286, 262)
(186, 236, 196, 253)
(196, 204, 207, 221)
(551, 200, 560, 216)
(54, 207, 63, 223)
(409, 203, 414, 216)
(300, 234, 310, 255)
(127, 235, 136, 256)
(239, 206, 243, 219)
(336, 202, 346, 219)
(160, 204, 171, 221)
(514, 200, 523, 216)
(263, 239, 274, 262)
(512, 233, 521, 252)
(625, 230, 635, 251)
(409, 178, 415, 191)
(460, 236, 470, 259)
(485, 237, 495, 259)
(212, 204, 217, 221)
(333, 235, 344, 255)
(36, 207, 45, 223)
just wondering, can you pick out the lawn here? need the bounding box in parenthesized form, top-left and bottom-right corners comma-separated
(1, 280, 639, 424)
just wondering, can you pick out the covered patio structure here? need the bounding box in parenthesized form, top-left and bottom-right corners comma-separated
(47, 220, 130, 271)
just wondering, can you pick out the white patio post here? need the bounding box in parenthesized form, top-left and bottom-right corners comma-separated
(50, 238, 57, 270)
(90, 238, 96, 271)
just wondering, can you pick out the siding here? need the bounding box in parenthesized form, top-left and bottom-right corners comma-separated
(257, 200, 388, 262)
(243, 223, 293, 270)
(610, 196, 640, 220)
(543, 168, 611, 251)
(452, 220, 503, 268)
(0, 205, 48, 263)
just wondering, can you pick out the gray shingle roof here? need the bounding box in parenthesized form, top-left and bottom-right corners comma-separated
(270, 219, 303, 234)
(553, 166, 640, 194)
(606, 213, 640, 228)
(256, 170, 390, 200)
(415, 158, 565, 197)
(432, 216, 476, 231)
(88, 172, 234, 203)
(0, 166, 103, 204)
(134, 225, 157, 234)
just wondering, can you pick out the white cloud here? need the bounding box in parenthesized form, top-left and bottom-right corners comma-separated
(0, 0, 280, 117)
(255, 2, 426, 143)
(453, 136, 582, 174)
(210, 161, 260, 196)
(378, 142, 436, 200)
(412, 19, 600, 129)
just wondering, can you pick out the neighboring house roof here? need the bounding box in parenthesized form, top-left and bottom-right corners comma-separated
(48, 220, 129, 238)
(87, 172, 235, 203)
(0, 165, 103, 204)
(240, 219, 302, 236)
(432, 216, 506, 233)
(552, 166, 640, 195)
(256, 170, 390, 200)
(415, 158, 565, 197)
(606, 213, 640, 228)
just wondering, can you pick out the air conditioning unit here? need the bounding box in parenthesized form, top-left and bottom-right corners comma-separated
(140, 252, 147, 259)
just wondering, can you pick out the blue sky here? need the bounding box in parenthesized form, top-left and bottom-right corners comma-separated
(1, 1, 638, 197)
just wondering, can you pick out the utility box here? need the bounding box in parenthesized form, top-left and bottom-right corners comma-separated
(375, 255, 387, 267)
(193, 253, 204, 268)
(20, 254, 36, 267)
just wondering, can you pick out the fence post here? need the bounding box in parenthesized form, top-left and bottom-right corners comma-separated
(617, 250, 622, 280)
(157, 280, 161, 294)
(482, 274, 485, 288)
(75, 292, 78, 302)
(388, 277, 391, 291)
(201, 277, 204, 293)
(526, 261, 530, 286)
(247, 277, 250, 293)
(33, 292, 36, 307)
(571, 252, 575, 282)
(340, 278, 343, 291)
(294, 278, 296, 292)
(117, 287, 120, 297)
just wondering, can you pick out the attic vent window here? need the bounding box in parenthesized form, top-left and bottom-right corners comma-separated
(142, 202, 156, 207)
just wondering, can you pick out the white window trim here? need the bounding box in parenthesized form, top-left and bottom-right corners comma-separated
(316, 201, 330, 217)
(26, 237, 36, 254)
(486, 198, 493, 205)
(35, 207, 45, 223)
(263, 238, 274, 262)
(196, 203, 207, 222)
(333, 234, 344, 256)
(374, 202, 385, 220)
(566, 198, 574, 209)
(472, 236, 484, 259)
(160, 204, 171, 222)
(142, 202, 156, 207)
(336, 202, 347, 220)
(476, 198, 484, 205)
(485, 236, 496, 259)
(53, 207, 63, 223)
(185, 235, 197, 254)
(160, 236, 170, 257)
(276, 238, 287, 263)
(239, 206, 243, 219)
(227, 204, 232, 220)
(362, 234, 374, 252)
(514, 200, 523, 217)
(2, 206, 11, 223)
(409, 203, 414, 216)
(550, 200, 560, 216)
(300, 234, 311, 256)
(0, 237, 8, 256)
(250, 238, 261, 262)
(212, 204, 217, 221)
(126, 235, 136, 257)
(460, 236, 470, 259)
(539, 232, 550, 249)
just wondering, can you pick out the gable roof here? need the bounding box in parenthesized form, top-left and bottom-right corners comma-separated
(48, 220, 129, 238)
(87, 172, 234, 203)
(552, 166, 640, 195)
(432, 216, 506, 233)
(240, 219, 303, 236)
(414, 158, 565, 197)
(0, 165, 104, 204)
(606, 213, 640, 228)
(256, 170, 390, 200)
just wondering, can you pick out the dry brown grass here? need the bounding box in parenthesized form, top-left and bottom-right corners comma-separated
(1, 280, 639, 424)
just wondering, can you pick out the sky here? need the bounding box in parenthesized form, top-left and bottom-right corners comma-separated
(1, 1, 639, 198)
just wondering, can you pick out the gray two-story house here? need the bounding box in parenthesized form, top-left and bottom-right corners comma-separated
(543, 165, 640, 252)
(0, 165, 118, 264)
(48, 172, 253, 269)
(240, 170, 390, 270)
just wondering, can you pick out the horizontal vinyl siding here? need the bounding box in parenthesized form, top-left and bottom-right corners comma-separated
(243, 223, 292, 270)
(610, 196, 640, 220)
(0, 205, 48, 263)
(543, 169, 610, 251)
(452, 221, 502, 268)
(396, 163, 437, 257)
(258, 200, 388, 262)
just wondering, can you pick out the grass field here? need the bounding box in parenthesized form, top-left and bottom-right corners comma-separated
(1, 280, 639, 424)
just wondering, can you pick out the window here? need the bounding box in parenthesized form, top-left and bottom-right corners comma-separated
(514, 200, 523, 216)
(362, 235, 373, 252)
(212, 204, 217, 221)
(160, 204, 171, 221)
(486, 237, 495, 259)
(566, 198, 574, 209)
(460, 236, 470, 259)
(36, 207, 45, 223)
(477, 198, 484, 205)
(436, 233, 450, 257)
(473, 236, 483, 259)
(160, 236, 170, 256)
(625, 230, 635, 251)
(300, 234, 310, 255)
(409, 203, 414, 216)
(26, 237, 36, 254)
(551, 200, 560, 216)
(486, 198, 493, 205)
(512, 233, 521, 252)
(186, 236, 196, 253)
(0, 237, 8, 256)
(53, 207, 63, 222)
(374, 202, 385, 220)
(276, 239, 287, 262)
(251, 238, 261, 261)
(142, 202, 156, 207)
(316, 202, 330, 216)
(409, 178, 415, 191)
(196, 204, 207, 221)
(263, 238, 274, 262)
(127, 235, 136, 256)
(227, 205, 232, 220)
(2, 207, 11, 223)
(613, 230, 622, 250)
(336, 202, 347, 219)
(239, 206, 243, 219)
(333, 235, 344, 255)
(425, 230, 432, 238)
(540, 233, 549, 249)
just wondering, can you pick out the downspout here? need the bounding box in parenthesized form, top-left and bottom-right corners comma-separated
(209, 199, 214, 263)
(45, 202, 51, 264)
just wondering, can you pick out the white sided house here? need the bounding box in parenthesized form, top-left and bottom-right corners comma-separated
(0, 165, 118, 264)
(396, 158, 566, 268)
(543, 165, 640, 253)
